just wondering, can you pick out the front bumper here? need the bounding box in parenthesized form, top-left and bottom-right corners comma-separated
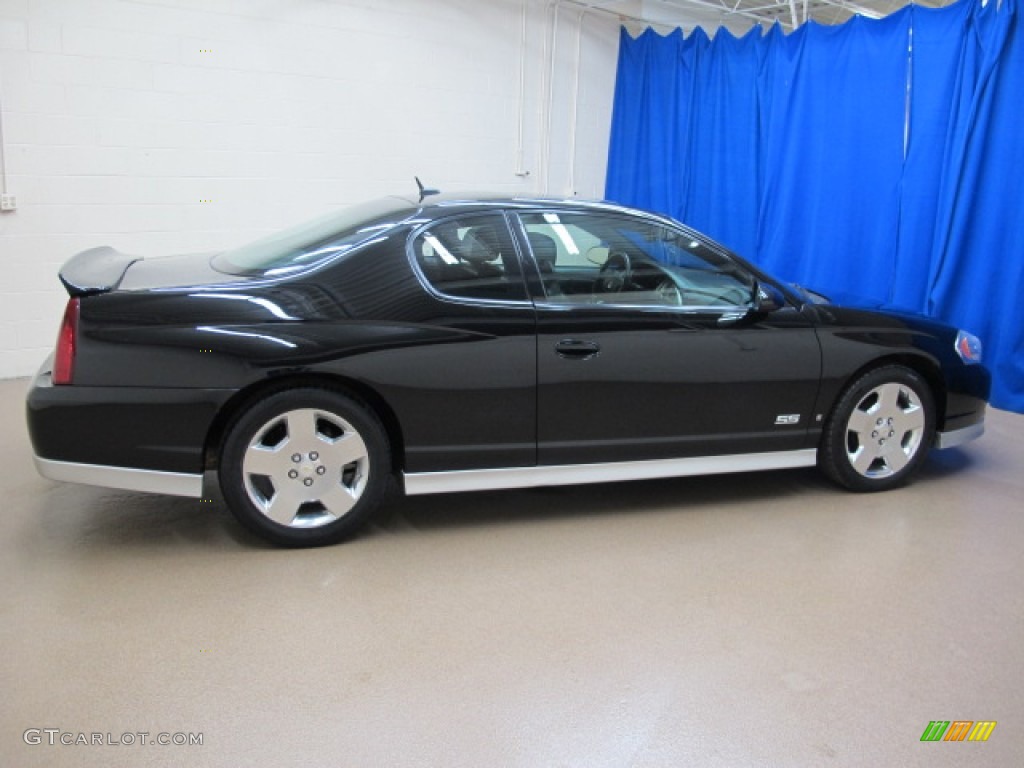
(935, 420, 985, 449)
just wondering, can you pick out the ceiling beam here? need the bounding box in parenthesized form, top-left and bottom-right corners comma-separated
(642, 0, 792, 29)
(810, 0, 888, 18)
(569, 0, 954, 31)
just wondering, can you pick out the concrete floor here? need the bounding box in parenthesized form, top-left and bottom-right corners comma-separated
(1, 377, 1021, 767)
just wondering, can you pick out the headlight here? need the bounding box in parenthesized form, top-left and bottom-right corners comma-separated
(955, 330, 983, 364)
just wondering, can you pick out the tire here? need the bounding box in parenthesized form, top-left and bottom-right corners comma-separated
(819, 365, 935, 492)
(219, 388, 390, 547)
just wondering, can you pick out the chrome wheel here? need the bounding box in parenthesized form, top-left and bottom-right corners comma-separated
(844, 382, 926, 479)
(242, 408, 369, 529)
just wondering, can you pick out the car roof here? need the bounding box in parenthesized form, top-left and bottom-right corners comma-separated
(384, 191, 677, 225)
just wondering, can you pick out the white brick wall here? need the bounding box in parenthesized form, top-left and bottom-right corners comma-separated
(0, 0, 627, 378)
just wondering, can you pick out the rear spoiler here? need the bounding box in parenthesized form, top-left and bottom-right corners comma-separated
(59, 246, 140, 297)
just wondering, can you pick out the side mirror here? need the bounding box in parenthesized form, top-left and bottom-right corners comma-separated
(717, 281, 788, 327)
(752, 281, 786, 314)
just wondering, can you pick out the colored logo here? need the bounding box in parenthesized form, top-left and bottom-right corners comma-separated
(921, 721, 996, 742)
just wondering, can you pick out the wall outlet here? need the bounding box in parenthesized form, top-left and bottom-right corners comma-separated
(0, 194, 16, 211)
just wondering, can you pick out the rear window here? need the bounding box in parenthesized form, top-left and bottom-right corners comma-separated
(212, 197, 416, 276)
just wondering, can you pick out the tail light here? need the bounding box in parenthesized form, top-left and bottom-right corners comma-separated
(53, 298, 80, 385)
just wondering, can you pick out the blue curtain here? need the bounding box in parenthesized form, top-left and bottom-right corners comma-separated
(605, 0, 1024, 412)
(680, 26, 764, 260)
(758, 12, 910, 296)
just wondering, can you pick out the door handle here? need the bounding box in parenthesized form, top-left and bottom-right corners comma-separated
(555, 339, 601, 360)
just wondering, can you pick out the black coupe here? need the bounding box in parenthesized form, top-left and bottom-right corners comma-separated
(26, 192, 989, 546)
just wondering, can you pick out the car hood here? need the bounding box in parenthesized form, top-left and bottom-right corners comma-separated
(794, 282, 939, 319)
(799, 286, 960, 342)
(790, 283, 890, 310)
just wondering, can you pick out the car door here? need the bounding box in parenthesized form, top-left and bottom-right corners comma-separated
(514, 210, 822, 467)
(391, 211, 538, 472)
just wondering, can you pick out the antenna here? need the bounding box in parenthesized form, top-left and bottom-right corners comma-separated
(415, 176, 440, 203)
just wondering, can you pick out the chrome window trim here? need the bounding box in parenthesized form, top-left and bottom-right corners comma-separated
(512, 209, 758, 313)
(34, 457, 204, 498)
(531, 299, 748, 315)
(509, 198, 702, 244)
(403, 448, 818, 495)
(934, 422, 985, 450)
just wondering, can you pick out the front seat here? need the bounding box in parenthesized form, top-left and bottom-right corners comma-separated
(461, 225, 504, 279)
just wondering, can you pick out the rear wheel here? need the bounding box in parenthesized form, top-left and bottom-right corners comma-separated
(219, 388, 389, 547)
(819, 365, 935, 492)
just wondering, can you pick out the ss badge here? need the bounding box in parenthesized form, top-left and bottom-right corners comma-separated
(775, 414, 801, 425)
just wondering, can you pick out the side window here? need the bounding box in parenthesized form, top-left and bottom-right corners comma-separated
(520, 211, 754, 309)
(411, 214, 527, 302)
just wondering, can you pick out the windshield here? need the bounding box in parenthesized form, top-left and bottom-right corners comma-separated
(211, 197, 416, 276)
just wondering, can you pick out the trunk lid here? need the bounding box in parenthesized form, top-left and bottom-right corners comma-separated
(59, 247, 249, 297)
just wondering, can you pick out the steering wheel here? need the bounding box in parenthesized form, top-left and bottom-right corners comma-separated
(656, 279, 683, 306)
(598, 251, 632, 293)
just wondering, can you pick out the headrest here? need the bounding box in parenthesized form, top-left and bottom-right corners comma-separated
(461, 226, 500, 264)
(528, 231, 558, 270)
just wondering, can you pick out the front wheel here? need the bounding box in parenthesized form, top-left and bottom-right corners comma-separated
(819, 365, 935, 492)
(219, 388, 390, 547)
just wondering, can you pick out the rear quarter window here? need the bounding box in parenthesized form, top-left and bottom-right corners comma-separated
(411, 214, 528, 302)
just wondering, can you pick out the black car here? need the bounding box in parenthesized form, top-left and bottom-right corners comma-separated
(26, 192, 989, 547)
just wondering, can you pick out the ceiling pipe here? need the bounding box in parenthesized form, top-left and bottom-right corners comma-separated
(567, 6, 586, 196)
(542, 0, 562, 193)
(515, 0, 530, 178)
(0, 78, 8, 196)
